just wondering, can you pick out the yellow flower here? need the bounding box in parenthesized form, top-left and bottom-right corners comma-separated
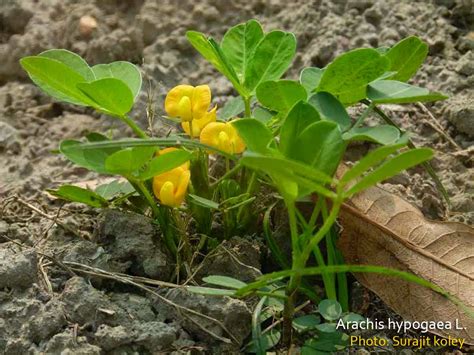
(165, 84, 216, 122)
(153, 148, 191, 208)
(199, 121, 246, 154)
(157, 147, 190, 170)
(181, 105, 217, 138)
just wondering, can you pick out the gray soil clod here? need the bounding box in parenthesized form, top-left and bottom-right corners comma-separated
(0, 0, 473, 353)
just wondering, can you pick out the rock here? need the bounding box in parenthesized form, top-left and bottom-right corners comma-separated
(95, 209, 172, 280)
(60, 277, 123, 326)
(162, 288, 251, 346)
(95, 321, 176, 352)
(364, 7, 382, 26)
(0, 243, 37, 289)
(44, 332, 102, 355)
(133, 321, 176, 351)
(444, 93, 474, 138)
(94, 325, 133, 351)
(456, 52, 474, 76)
(0, 122, 18, 150)
(197, 237, 262, 283)
(28, 299, 67, 343)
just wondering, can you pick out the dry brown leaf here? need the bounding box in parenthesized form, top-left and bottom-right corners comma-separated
(338, 185, 474, 344)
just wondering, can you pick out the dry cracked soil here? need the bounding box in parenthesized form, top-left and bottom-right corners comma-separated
(0, 0, 473, 354)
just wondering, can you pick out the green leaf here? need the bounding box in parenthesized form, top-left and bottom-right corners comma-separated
(202, 275, 248, 289)
(315, 323, 337, 333)
(244, 31, 297, 93)
(92, 61, 142, 99)
(219, 96, 245, 120)
(317, 48, 390, 104)
(367, 80, 448, 104)
(48, 185, 108, 208)
(186, 31, 247, 96)
(385, 36, 428, 82)
(309, 92, 351, 131)
(20, 56, 95, 106)
(221, 19, 264, 80)
(138, 149, 192, 181)
(341, 312, 366, 325)
(186, 286, 235, 296)
(188, 194, 219, 209)
(342, 125, 400, 145)
(232, 118, 274, 154)
(293, 314, 321, 333)
(95, 179, 135, 200)
(340, 137, 409, 185)
(77, 78, 134, 116)
(245, 329, 281, 353)
(318, 299, 342, 321)
(39, 49, 95, 81)
(300, 67, 324, 94)
(60, 139, 120, 174)
(302, 332, 349, 353)
(287, 121, 345, 176)
(346, 148, 434, 196)
(240, 153, 336, 200)
(256, 80, 307, 113)
(280, 101, 321, 156)
(104, 147, 155, 176)
(252, 106, 275, 124)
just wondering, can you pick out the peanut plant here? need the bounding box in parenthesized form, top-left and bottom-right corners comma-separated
(21, 19, 451, 352)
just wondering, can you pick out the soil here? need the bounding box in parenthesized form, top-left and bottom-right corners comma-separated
(0, 0, 473, 354)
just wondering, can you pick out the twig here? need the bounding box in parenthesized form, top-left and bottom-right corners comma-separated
(38, 256, 53, 294)
(417, 103, 461, 150)
(13, 196, 84, 239)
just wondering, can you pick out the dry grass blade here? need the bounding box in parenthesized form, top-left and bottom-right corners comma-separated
(338, 185, 474, 344)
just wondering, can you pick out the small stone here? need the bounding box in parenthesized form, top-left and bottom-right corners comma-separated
(444, 94, 474, 138)
(364, 7, 382, 26)
(456, 52, 474, 76)
(0, 122, 18, 149)
(0, 244, 37, 289)
(79, 15, 98, 37)
(162, 288, 251, 346)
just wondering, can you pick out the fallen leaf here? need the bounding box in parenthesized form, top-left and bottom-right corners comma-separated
(338, 185, 474, 344)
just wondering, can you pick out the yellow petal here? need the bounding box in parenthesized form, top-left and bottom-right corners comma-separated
(181, 105, 217, 137)
(200, 122, 225, 148)
(192, 85, 211, 120)
(229, 121, 246, 154)
(159, 181, 178, 207)
(175, 169, 191, 203)
(164, 85, 194, 118)
(177, 96, 193, 122)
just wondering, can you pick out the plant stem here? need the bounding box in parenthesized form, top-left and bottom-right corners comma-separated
(121, 115, 149, 139)
(282, 200, 301, 347)
(210, 163, 242, 188)
(243, 96, 251, 118)
(132, 180, 160, 218)
(353, 102, 374, 128)
(301, 200, 342, 264)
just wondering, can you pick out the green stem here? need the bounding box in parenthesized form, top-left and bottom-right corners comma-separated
(132, 180, 160, 218)
(243, 96, 251, 118)
(301, 199, 342, 266)
(353, 102, 374, 128)
(120, 115, 149, 139)
(210, 163, 242, 188)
